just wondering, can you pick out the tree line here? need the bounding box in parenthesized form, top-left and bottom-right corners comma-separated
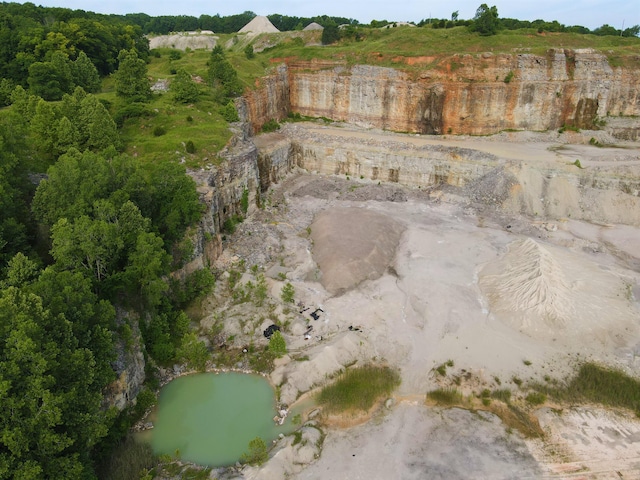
(416, 4, 639, 37)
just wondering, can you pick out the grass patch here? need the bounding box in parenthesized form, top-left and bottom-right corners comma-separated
(99, 436, 156, 480)
(525, 392, 547, 406)
(491, 389, 512, 403)
(434, 359, 454, 376)
(427, 388, 464, 406)
(532, 362, 640, 415)
(316, 365, 401, 413)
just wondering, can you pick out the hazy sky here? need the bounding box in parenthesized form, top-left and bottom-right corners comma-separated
(27, 0, 638, 30)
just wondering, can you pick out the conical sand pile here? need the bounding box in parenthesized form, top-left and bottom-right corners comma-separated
(479, 237, 638, 344)
(480, 238, 573, 329)
(239, 16, 280, 34)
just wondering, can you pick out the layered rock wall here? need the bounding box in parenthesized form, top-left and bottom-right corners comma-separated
(186, 126, 261, 270)
(270, 124, 640, 226)
(237, 64, 290, 135)
(241, 51, 640, 136)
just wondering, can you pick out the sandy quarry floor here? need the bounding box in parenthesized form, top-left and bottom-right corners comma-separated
(214, 129, 640, 480)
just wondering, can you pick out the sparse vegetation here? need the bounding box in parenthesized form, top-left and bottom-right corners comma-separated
(427, 388, 464, 406)
(434, 359, 454, 376)
(281, 282, 295, 303)
(491, 389, 512, 403)
(317, 365, 401, 413)
(531, 362, 640, 416)
(525, 392, 547, 405)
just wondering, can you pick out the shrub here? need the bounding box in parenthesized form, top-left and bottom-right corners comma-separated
(186, 115, 193, 122)
(240, 187, 249, 214)
(169, 50, 182, 60)
(222, 214, 243, 234)
(113, 102, 154, 127)
(177, 332, 209, 372)
(281, 282, 295, 303)
(220, 101, 239, 122)
(504, 71, 515, 83)
(268, 330, 287, 357)
(261, 119, 280, 132)
(244, 44, 255, 59)
(134, 388, 157, 418)
(240, 437, 268, 466)
(185, 140, 196, 153)
(153, 126, 166, 136)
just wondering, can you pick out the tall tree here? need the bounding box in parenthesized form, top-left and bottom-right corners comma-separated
(114, 49, 150, 102)
(170, 68, 199, 104)
(72, 51, 101, 93)
(472, 4, 499, 35)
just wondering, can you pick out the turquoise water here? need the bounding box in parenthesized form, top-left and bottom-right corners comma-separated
(149, 372, 288, 467)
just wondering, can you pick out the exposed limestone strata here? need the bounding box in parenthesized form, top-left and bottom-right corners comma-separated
(239, 50, 640, 136)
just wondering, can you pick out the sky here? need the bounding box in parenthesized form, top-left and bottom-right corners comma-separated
(25, 0, 639, 31)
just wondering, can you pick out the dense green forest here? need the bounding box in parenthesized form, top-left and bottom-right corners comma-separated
(0, 1, 638, 478)
(0, 3, 214, 478)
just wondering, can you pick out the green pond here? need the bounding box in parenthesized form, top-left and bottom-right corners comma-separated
(147, 372, 292, 467)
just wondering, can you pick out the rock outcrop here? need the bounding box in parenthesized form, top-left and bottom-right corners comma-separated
(240, 50, 640, 137)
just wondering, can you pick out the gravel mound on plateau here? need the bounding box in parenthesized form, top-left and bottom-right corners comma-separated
(310, 207, 404, 295)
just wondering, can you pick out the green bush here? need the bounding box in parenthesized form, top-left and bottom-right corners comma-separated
(153, 125, 166, 136)
(240, 437, 268, 465)
(261, 119, 280, 132)
(240, 187, 249, 214)
(186, 140, 196, 153)
(222, 214, 244, 234)
(504, 71, 515, 83)
(220, 101, 239, 122)
(113, 102, 154, 127)
(318, 365, 401, 412)
(244, 44, 255, 59)
(281, 282, 295, 303)
(134, 388, 156, 417)
(268, 330, 287, 357)
(169, 50, 182, 60)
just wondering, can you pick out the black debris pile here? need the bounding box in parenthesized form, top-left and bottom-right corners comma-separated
(263, 324, 281, 339)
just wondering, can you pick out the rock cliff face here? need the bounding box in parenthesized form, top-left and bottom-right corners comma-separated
(237, 64, 290, 135)
(241, 50, 640, 136)
(267, 124, 640, 227)
(182, 124, 261, 273)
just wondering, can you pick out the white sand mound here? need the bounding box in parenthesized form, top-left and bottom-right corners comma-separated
(480, 238, 574, 327)
(310, 207, 404, 295)
(479, 237, 639, 344)
(239, 16, 280, 34)
(303, 22, 324, 31)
